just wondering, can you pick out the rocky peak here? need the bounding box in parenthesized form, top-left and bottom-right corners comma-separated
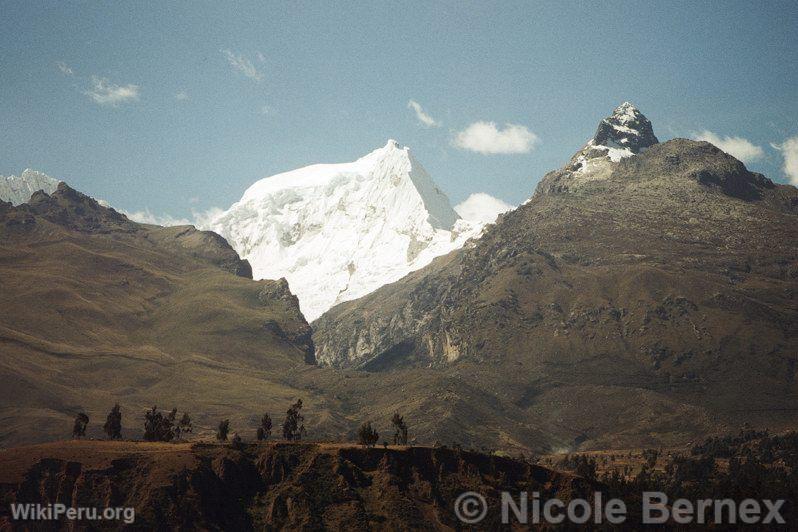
(22, 182, 136, 232)
(566, 102, 659, 172)
(536, 102, 660, 194)
(592, 102, 658, 153)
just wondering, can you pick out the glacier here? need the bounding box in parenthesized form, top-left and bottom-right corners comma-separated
(206, 140, 484, 321)
(0, 169, 60, 205)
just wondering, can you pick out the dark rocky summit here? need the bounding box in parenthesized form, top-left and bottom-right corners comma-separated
(590, 101, 658, 155)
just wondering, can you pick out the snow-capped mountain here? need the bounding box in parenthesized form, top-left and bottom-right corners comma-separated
(207, 140, 483, 321)
(0, 169, 60, 205)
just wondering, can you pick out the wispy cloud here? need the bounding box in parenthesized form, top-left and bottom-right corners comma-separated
(693, 130, 764, 163)
(122, 208, 191, 227)
(56, 61, 74, 76)
(771, 136, 798, 186)
(120, 204, 225, 228)
(454, 193, 514, 224)
(221, 49, 263, 82)
(452, 122, 538, 154)
(407, 100, 439, 128)
(259, 104, 273, 115)
(175, 90, 189, 101)
(84, 76, 140, 106)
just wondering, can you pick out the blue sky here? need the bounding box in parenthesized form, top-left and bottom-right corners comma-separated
(1, 1, 797, 221)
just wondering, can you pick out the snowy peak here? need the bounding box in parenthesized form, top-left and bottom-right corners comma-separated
(206, 141, 480, 321)
(0, 169, 60, 206)
(354, 139, 459, 229)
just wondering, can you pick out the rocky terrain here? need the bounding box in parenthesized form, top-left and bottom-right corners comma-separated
(313, 104, 798, 450)
(0, 440, 591, 530)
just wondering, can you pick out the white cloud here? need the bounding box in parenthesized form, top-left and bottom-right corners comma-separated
(453, 122, 538, 154)
(407, 100, 439, 127)
(192, 207, 226, 229)
(221, 49, 263, 82)
(454, 193, 514, 224)
(259, 104, 273, 115)
(175, 91, 189, 101)
(84, 76, 140, 106)
(256, 51, 266, 63)
(122, 208, 191, 227)
(693, 130, 764, 163)
(56, 61, 74, 76)
(119, 204, 227, 229)
(772, 136, 798, 186)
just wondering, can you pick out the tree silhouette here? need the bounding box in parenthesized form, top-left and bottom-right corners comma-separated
(103, 404, 122, 439)
(179, 412, 192, 438)
(257, 413, 272, 441)
(358, 421, 379, 447)
(72, 413, 89, 439)
(217, 419, 230, 441)
(281, 399, 306, 441)
(391, 412, 408, 445)
(144, 406, 175, 442)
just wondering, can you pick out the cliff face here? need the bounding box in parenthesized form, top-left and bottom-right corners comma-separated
(0, 441, 590, 530)
(312, 138, 798, 449)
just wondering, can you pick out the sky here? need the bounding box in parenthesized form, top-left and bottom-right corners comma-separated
(1, 1, 797, 223)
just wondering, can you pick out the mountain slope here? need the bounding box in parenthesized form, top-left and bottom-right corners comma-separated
(0, 183, 318, 446)
(313, 104, 798, 450)
(0, 182, 561, 453)
(207, 140, 481, 320)
(0, 169, 60, 206)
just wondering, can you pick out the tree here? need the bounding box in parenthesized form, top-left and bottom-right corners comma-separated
(103, 404, 122, 439)
(217, 419, 230, 441)
(642, 449, 659, 469)
(144, 406, 175, 442)
(179, 412, 192, 438)
(391, 413, 408, 445)
(358, 421, 379, 447)
(72, 413, 89, 438)
(257, 413, 272, 441)
(281, 399, 306, 441)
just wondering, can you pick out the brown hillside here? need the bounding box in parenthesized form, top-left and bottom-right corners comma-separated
(0, 184, 319, 446)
